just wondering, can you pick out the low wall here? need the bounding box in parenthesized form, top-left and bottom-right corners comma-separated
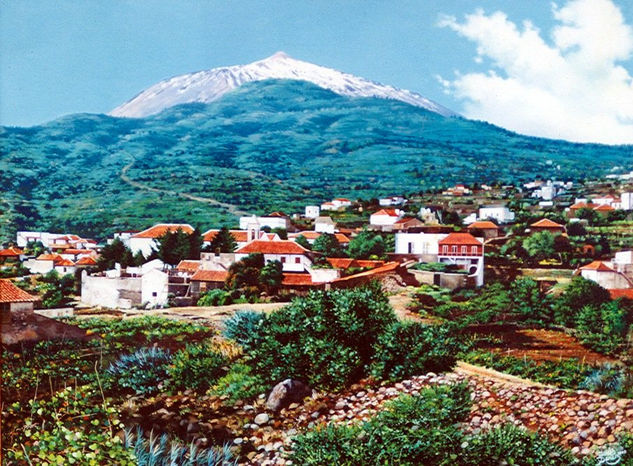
(35, 308, 74, 318)
(410, 269, 467, 290)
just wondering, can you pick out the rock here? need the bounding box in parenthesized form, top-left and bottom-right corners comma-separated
(266, 379, 312, 412)
(254, 413, 270, 425)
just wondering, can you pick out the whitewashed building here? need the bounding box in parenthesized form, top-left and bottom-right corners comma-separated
(128, 224, 194, 257)
(478, 205, 515, 224)
(370, 209, 404, 227)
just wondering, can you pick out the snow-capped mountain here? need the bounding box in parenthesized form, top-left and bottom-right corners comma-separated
(110, 52, 455, 118)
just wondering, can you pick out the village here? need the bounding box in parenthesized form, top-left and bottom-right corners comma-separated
(3, 174, 633, 465)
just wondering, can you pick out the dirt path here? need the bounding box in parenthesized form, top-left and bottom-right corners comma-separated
(120, 160, 250, 216)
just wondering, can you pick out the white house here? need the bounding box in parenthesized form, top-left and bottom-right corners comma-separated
(592, 195, 617, 207)
(234, 240, 312, 273)
(621, 193, 633, 211)
(81, 260, 169, 309)
(239, 213, 290, 231)
(321, 198, 352, 211)
(437, 233, 485, 287)
(128, 224, 194, 257)
(394, 233, 447, 256)
(305, 206, 320, 218)
(16, 231, 96, 250)
(576, 261, 632, 290)
(478, 205, 515, 224)
(23, 253, 75, 275)
(314, 216, 336, 234)
(379, 196, 406, 207)
(370, 209, 404, 227)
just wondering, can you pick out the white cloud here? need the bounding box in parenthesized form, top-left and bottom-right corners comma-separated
(439, 0, 633, 144)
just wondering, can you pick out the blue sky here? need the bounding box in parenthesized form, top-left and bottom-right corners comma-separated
(2, 0, 632, 143)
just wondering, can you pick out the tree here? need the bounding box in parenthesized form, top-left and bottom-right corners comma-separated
(271, 228, 288, 240)
(37, 270, 75, 308)
(259, 260, 283, 294)
(24, 240, 47, 256)
(522, 231, 556, 262)
(209, 227, 237, 253)
(312, 233, 343, 257)
(510, 278, 549, 322)
(97, 238, 136, 271)
(226, 253, 265, 291)
(294, 235, 311, 250)
(347, 230, 386, 259)
(553, 276, 611, 327)
(155, 228, 202, 265)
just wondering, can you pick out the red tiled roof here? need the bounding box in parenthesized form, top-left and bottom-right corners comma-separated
(235, 240, 309, 255)
(394, 217, 421, 225)
(203, 229, 254, 243)
(530, 219, 564, 228)
(438, 233, 482, 246)
(467, 221, 500, 230)
(326, 258, 385, 269)
(133, 224, 194, 239)
(191, 270, 228, 282)
(372, 209, 400, 217)
(64, 249, 93, 255)
(176, 260, 201, 273)
(570, 202, 595, 209)
(594, 204, 615, 211)
(281, 273, 314, 286)
(0, 279, 39, 303)
(0, 247, 24, 257)
(75, 256, 98, 266)
(333, 198, 351, 202)
(609, 289, 633, 300)
(579, 261, 615, 272)
(267, 211, 288, 218)
(293, 231, 320, 240)
(55, 258, 75, 267)
(37, 253, 64, 263)
(335, 234, 350, 244)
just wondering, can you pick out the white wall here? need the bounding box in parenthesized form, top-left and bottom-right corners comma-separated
(315, 221, 335, 234)
(141, 269, 169, 307)
(395, 233, 447, 255)
(24, 259, 55, 274)
(81, 273, 142, 309)
(580, 270, 630, 289)
(478, 206, 515, 223)
(305, 206, 320, 218)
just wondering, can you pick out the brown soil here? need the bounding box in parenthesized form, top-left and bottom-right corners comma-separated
(469, 325, 615, 364)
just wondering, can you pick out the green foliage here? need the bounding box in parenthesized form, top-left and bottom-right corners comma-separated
(2, 384, 135, 465)
(124, 427, 235, 466)
(167, 342, 227, 393)
(98, 237, 141, 270)
(581, 364, 633, 399)
(460, 424, 579, 465)
(412, 262, 467, 273)
(553, 276, 612, 327)
(575, 301, 630, 353)
(371, 321, 462, 382)
(294, 234, 311, 250)
(259, 260, 283, 294)
(312, 233, 343, 257)
(347, 229, 386, 259)
(523, 231, 557, 261)
(226, 253, 265, 292)
(197, 288, 232, 306)
(37, 270, 75, 308)
(210, 363, 268, 404)
(106, 347, 172, 395)
(222, 310, 265, 350)
(246, 283, 398, 390)
(154, 227, 202, 265)
(291, 383, 471, 466)
(209, 226, 237, 253)
(509, 277, 550, 323)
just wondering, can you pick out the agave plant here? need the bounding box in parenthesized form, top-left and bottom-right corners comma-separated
(124, 427, 236, 466)
(106, 346, 172, 395)
(580, 363, 633, 398)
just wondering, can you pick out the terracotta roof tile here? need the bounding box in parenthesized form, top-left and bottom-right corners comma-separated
(594, 204, 615, 211)
(75, 256, 98, 266)
(0, 247, 24, 257)
(467, 221, 500, 229)
(191, 270, 228, 282)
(176, 260, 201, 273)
(438, 232, 482, 246)
(0, 280, 39, 303)
(235, 240, 308, 255)
(372, 209, 401, 217)
(133, 224, 194, 239)
(530, 219, 565, 228)
(609, 289, 633, 300)
(281, 273, 314, 286)
(579, 261, 615, 272)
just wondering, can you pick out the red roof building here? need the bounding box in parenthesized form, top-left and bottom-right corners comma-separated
(438, 233, 483, 256)
(0, 247, 23, 260)
(132, 224, 194, 239)
(530, 219, 566, 234)
(235, 240, 309, 255)
(0, 279, 39, 317)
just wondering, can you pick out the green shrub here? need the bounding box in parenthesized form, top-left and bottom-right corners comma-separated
(460, 424, 579, 465)
(198, 288, 232, 306)
(106, 347, 172, 395)
(210, 363, 267, 403)
(167, 343, 227, 393)
(575, 301, 629, 354)
(247, 283, 397, 390)
(581, 363, 633, 399)
(370, 322, 462, 382)
(290, 383, 471, 465)
(222, 310, 265, 350)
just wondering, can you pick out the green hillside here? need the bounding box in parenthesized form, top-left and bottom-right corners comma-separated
(1, 79, 631, 242)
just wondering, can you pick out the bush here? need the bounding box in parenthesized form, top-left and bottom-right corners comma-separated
(574, 301, 629, 354)
(210, 363, 267, 403)
(581, 363, 633, 399)
(223, 310, 265, 350)
(106, 347, 172, 395)
(198, 288, 232, 306)
(290, 383, 471, 465)
(460, 424, 579, 465)
(167, 343, 227, 393)
(247, 283, 397, 390)
(371, 322, 462, 382)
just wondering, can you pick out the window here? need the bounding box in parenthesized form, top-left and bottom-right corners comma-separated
(471, 246, 478, 254)
(461, 246, 467, 255)
(152, 292, 157, 297)
(295, 257, 301, 264)
(442, 245, 448, 254)
(281, 257, 286, 263)
(451, 245, 457, 254)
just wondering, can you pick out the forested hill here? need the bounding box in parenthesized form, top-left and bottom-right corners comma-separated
(1, 79, 632, 242)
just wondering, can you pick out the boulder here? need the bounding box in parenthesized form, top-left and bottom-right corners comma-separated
(266, 379, 312, 412)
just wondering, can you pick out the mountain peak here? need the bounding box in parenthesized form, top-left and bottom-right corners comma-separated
(109, 54, 456, 118)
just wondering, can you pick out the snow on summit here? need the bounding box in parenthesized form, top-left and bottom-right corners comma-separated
(109, 52, 455, 118)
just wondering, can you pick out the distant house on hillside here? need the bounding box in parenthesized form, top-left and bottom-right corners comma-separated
(379, 196, 406, 207)
(0, 247, 24, 263)
(438, 232, 484, 286)
(239, 213, 290, 231)
(314, 216, 336, 233)
(234, 240, 313, 273)
(370, 209, 404, 228)
(529, 219, 566, 235)
(321, 198, 352, 211)
(1, 279, 39, 318)
(467, 221, 501, 240)
(128, 223, 194, 257)
(478, 205, 515, 224)
(392, 217, 424, 232)
(575, 261, 633, 290)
